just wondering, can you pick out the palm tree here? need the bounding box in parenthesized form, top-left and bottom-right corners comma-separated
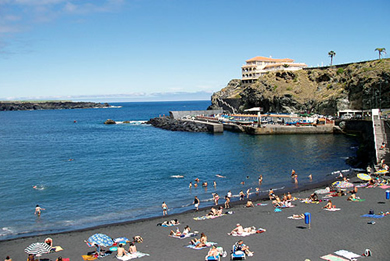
(328, 51, 336, 66)
(375, 48, 386, 59)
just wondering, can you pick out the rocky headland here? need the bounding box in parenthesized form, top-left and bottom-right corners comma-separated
(0, 101, 110, 111)
(208, 59, 390, 114)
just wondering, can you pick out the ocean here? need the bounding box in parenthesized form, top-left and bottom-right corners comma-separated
(0, 100, 359, 241)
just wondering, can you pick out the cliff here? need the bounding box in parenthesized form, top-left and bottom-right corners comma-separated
(209, 59, 390, 115)
(0, 101, 110, 111)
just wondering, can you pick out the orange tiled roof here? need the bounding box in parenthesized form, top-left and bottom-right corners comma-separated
(246, 56, 294, 63)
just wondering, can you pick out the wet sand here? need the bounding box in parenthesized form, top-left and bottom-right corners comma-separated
(1, 176, 390, 261)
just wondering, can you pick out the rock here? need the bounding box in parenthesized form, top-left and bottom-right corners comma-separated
(0, 101, 110, 111)
(104, 119, 116, 124)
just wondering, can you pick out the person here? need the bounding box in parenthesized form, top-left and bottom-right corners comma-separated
(195, 178, 200, 182)
(347, 186, 358, 201)
(182, 225, 191, 235)
(246, 199, 254, 208)
(287, 192, 292, 200)
(202, 181, 208, 187)
(217, 206, 223, 215)
(229, 224, 244, 235)
(56, 257, 63, 261)
(291, 169, 296, 177)
(213, 193, 219, 205)
(27, 254, 35, 261)
(162, 202, 168, 216)
(227, 191, 232, 198)
(128, 242, 137, 254)
(308, 192, 319, 202)
(193, 196, 200, 211)
(34, 205, 45, 217)
(268, 189, 276, 200)
(292, 214, 305, 219)
(323, 200, 334, 209)
(213, 180, 217, 187)
(246, 188, 251, 199)
(234, 240, 253, 256)
(189, 182, 192, 188)
(117, 243, 128, 257)
(308, 174, 313, 181)
(207, 207, 218, 216)
(240, 181, 245, 185)
(191, 232, 207, 247)
(239, 190, 245, 200)
(224, 195, 230, 209)
(258, 175, 263, 185)
(255, 187, 260, 196)
(170, 227, 182, 236)
(380, 142, 386, 149)
(205, 245, 219, 260)
(4, 256, 12, 261)
(45, 238, 53, 250)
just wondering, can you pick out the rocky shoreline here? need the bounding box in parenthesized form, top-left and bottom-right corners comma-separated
(0, 101, 110, 111)
(146, 117, 209, 132)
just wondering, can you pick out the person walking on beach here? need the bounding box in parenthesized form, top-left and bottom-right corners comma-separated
(225, 195, 230, 209)
(213, 193, 219, 205)
(162, 202, 168, 216)
(227, 190, 232, 198)
(34, 205, 45, 217)
(239, 190, 245, 200)
(193, 196, 200, 211)
(246, 188, 251, 199)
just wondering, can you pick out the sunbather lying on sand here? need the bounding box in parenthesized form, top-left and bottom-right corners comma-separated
(190, 232, 207, 248)
(246, 200, 254, 207)
(157, 219, 179, 226)
(234, 240, 254, 256)
(205, 245, 219, 260)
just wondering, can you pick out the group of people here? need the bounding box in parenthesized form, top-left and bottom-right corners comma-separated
(116, 242, 138, 257)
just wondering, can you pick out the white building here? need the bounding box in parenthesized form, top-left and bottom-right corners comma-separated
(241, 56, 307, 83)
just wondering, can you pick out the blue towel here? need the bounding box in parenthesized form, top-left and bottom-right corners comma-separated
(360, 214, 384, 218)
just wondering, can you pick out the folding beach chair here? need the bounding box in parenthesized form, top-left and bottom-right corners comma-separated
(230, 244, 246, 260)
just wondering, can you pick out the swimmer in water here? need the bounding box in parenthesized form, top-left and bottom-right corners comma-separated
(195, 178, 200, 182)
(215, 174, 226, 178)
(35, 205, 45, 217)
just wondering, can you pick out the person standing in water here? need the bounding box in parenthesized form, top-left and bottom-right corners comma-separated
(193, 196, 200, 211)
(162, 202, 168, 216)
(35, 205, 45, 217)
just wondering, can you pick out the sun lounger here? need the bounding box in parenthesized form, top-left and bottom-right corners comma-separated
(230, 245, 246, 260)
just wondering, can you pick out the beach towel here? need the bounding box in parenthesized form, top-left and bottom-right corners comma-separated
(186, 242, 217, 250)
(193, 214, 225, 221)
(169, 233, 194, 239)
(52, 246, 63, 252)
(255, 203, 268, 206)
(161, 223, 180, 227)
(324, 208, 341, 211)
(351, 198, 365, 202)
(229, 228, 266, 236)
(288, 216, 304, 220)
(360, 214, 384, 218)
(116, 252, 150, 260)
(379, 185, 390, 189)
(334, 250, 361, 260)
(320, 254, 348, 261)
(82, 255, 97, 261)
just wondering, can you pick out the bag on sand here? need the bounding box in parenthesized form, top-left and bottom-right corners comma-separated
(369, 209, 374, 215)
(363, 249, 372, 256)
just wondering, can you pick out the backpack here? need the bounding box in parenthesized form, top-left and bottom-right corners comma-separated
(363, 249, 372, 256)
(369, 209, 374, 214)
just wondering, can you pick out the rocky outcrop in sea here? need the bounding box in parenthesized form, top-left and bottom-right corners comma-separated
(0, 101, 110, 111)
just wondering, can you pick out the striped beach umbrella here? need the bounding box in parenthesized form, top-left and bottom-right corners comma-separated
(25, 242, 52, 257)
(357, 173, 372, 181)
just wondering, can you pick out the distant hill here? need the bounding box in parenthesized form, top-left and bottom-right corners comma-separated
(0, 101, 110, 111)
(208, 59, 390, 115)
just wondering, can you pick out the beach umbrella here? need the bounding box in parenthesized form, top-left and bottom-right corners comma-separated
(357, 173, 372, 181)
(25, 242, 52, 257)
(332, 181, 354, 189)
(375, 169, 389, 175)
(87, 233, 113, 254)
(88, 233, 114, 247)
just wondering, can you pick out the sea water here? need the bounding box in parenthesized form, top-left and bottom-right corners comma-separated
(0, 101, 358, 240)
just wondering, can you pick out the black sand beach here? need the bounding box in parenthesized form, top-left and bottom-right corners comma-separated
(1, 176, 390, 261)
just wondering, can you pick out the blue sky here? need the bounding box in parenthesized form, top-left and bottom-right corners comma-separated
(0, 0, 389, 102)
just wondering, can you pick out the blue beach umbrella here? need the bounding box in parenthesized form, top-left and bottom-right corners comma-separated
(88, 233, 114, 254)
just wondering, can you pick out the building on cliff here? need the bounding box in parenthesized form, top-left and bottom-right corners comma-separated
(241, 56, 307, 83)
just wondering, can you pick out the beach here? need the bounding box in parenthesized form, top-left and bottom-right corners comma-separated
(1, 175, 389, 261)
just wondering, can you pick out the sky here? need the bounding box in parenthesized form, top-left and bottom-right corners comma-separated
(0, 0, 389, 102)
